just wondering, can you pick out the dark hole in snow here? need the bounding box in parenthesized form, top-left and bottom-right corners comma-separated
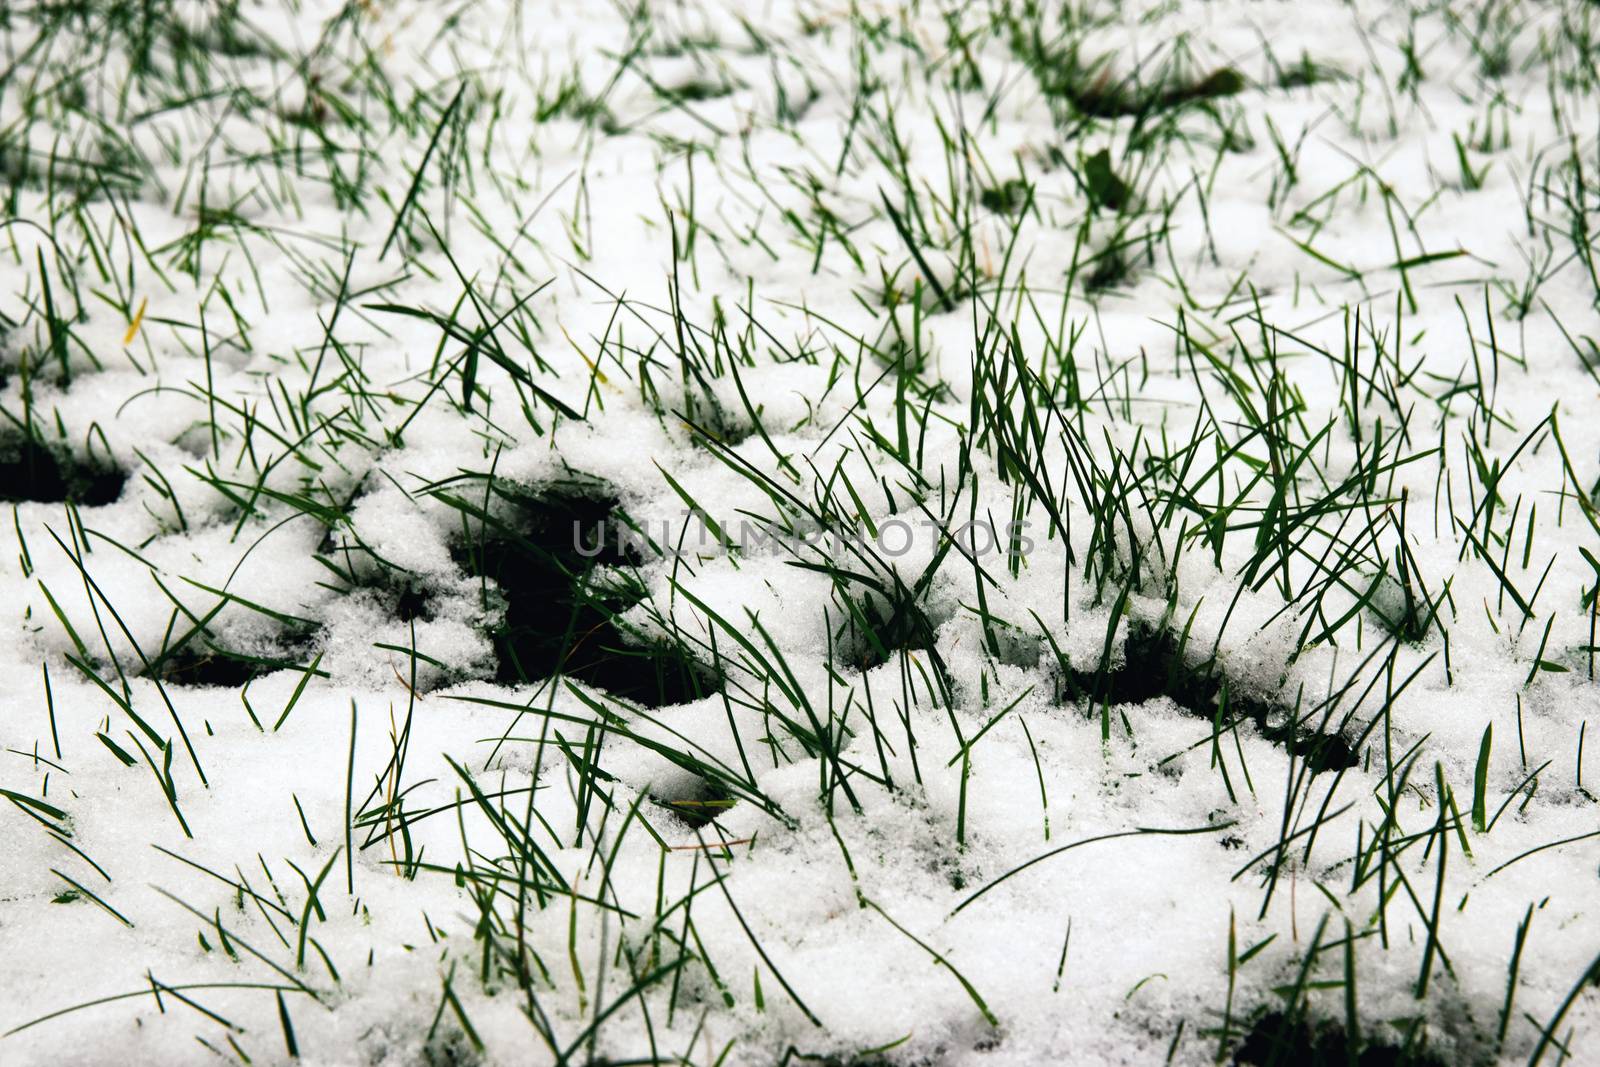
(454, 482, 718, 707)
(980, 178, 1033, 214)
(653, 778, 737, 829)
(779, 1052, 921, 1067)
(828, 578, 957, 706)
(144, 636, 312, 688)
(0, 144, 143, 200)
(1278, 55, 1340, 90)
(422, 1026, 482, 1067)
(836, 597, 932, 671)
(681, 389, 753, 448)
(393, 582, 431, 622)
(1083, 244, 1136, 291)
(1234, 1011, 1447, 1067)
(654, 78, 733, 103)
(1040, 64, 1246, 119)
(0, 436, 125, 505)
(1082, 148, 1133, 212)
(1054, 624, 1357, 774)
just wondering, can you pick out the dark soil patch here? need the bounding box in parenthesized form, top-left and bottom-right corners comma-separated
(1054, 624, 1357, 774)
(0, 437, 125, 505)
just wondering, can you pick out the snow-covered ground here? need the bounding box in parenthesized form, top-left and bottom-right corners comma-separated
(3, 0, 1599, 1063)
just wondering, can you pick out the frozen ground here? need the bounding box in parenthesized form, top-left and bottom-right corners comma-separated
(2, 0, 1599, 1063)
